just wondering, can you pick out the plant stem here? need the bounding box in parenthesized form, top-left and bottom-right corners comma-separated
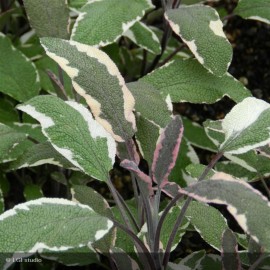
(141, 49, 148, 77)
(248, 253, 266, 270)
(259, 174, 270, 199)
(162, 152, 223, 267)
(112, 219, 157, 270)
(57, 64, 64, 87)
(158, 44, 186, 67)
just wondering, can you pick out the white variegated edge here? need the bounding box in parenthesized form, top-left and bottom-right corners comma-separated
(221, 97, 270, 153)
(247, 16, 270, 25)
(17, 104, 85, 172)
(66, 101, 116, 165)
(41, 39, 136, 142)
(71, 0, 154, 47)
(224, 153, 257, 172)
(182, 177, 270, 246)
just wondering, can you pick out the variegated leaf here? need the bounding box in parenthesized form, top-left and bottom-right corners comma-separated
(165, 5, 232, 76)
(71, 0, 154, 46)
(41, 37, 136, 142)
(220, 97, 270, 154)
(0, 198, 114, 270)
(0, 34, 40, 102)
(23, 0, 70, 39)
(140, 59, 251, 104)
(234, 0, 270, 25)
(181, 173, 270, 251)
(152, 115, 184, 187)
(123, 22, 161, 54)
(17, 96, 116, 181)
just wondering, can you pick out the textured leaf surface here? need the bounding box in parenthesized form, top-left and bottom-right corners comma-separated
(140, 59, 251, 104)
(0, 198, 113, 269)
(152, 116, 183, 187)
(183, 201, 228, 251)
(0, 34, 40, 101)
(127, 81, 171, 127)
(23, 0, 70, 38)
(221, 229, 241, 270)
(71, 0, 154, 46)
(124, 22, 161, 54)
(17, 96, 116, 181)
(181, 173, 270, 251)
(234, 0, 270, 25)
(0, 99, 18, 125)
(8, 142, 74, 170)
(41, 37, 136, 142)
(220, 97, 270, 154)
(165, 5, 232, 76)
(0, 124, 27, 163)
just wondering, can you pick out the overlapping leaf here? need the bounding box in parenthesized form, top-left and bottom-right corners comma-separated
(41, 37, 136, 142)
(17, 96, 116, 181)
(0, 34, 40, 102)
(71, 0, 154, 46)
(165, 5, 232, 76)
(139, 59, 251, 104)
(0, 198, 114, 269)
(23, 0, 70, 38)
(123, 22, 161, 54)
(181, 173, 270, 251)
(234, 0, 270, 25)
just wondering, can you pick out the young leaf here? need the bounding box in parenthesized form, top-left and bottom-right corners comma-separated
(8, 142, 75, 171)
(234, 0, 270, 25)
(220, 97, 270, 154)
(140, 59, 251, 104)
(71, 0, 154, 46)
(41, 37, 136, 142)
(182, 201, 228, 251)
(181, 173, 270, 251)
(17, 96, 116, 182)
(0, 34, 40, 102)
(23, 0, 70, 39)
(165, 5, 232, 76)
(152, 115, 184, 187)
(221, 229, 241, 270)
(123, 22, 161, 54)
(0, 198, 114, 269)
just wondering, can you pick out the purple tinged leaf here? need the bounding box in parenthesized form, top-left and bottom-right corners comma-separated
(120, 159, 153, 196)
(161, 182, 182, 198)
(221, 229, 241, 270)
(152, 115, 184, 188)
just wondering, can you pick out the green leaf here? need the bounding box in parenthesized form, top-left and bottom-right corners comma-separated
(165, 5, 232, 76)
(219, 97, 270, 154)
(177, 250, 206, 269)
(41, 37, 136, 142)
(203, 119, 225, 148)
(123, 21, 161, 54)
(181, 173, 270, 251)
(185, 164, 215, 180)
(71, 0, 154, 46)
(23, 0, 70, 39)
(139, 59, 251, 104)
(127, 81, 172, 128)
(8, 142, 75, 171)
(182, 117, 216, 152)
(183, 201, 228, 251)
(0, 99, 19, 125)
(68, 0, 87, 10)
(17, 96, 116, 182)
(24, 184, 43, 201)
(234, 0, 270, 25)
(0, 124, 27, 163)
(0, 34, 40, 102)
(0, 187, 3, 214)
(0, 198, 114, 269)
(221, 229, 241, 270)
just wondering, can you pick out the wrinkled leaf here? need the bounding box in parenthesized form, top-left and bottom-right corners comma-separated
(0, 198, 114, 269)
(17, 96, 116, 181)
(140, 59, 251, 104)
(71, 0, 154, 46)
(165, 5, 232, 76)
(41, 37, 136, 142)
(23, 0, 70, 39)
